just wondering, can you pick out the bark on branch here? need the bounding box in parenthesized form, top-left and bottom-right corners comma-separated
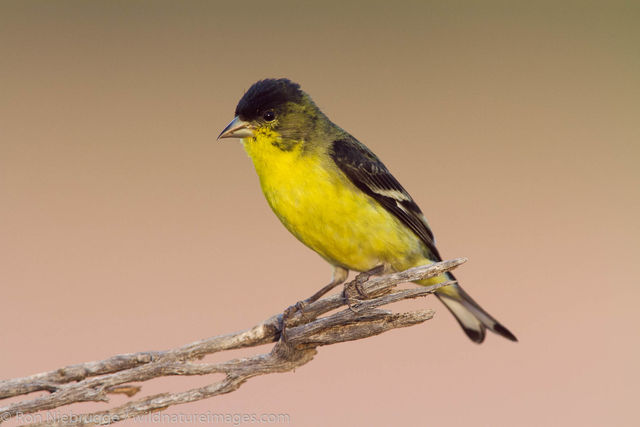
(0, 258, 466, 426)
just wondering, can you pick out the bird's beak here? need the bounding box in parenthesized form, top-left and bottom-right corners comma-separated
(217, 116, 254, 140)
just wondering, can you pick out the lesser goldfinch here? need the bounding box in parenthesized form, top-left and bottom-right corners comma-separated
(218, 78, 516, 343)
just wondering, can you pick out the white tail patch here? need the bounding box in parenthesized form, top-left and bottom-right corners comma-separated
(439, 296, 484, 338)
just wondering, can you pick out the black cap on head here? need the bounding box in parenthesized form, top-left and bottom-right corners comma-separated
(235, 78, 304, 121)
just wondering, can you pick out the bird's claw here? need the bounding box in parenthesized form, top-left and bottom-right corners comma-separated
(280, 300, 310, 342)
(343, 265, 386, 312)
(343, 280, 371, 313)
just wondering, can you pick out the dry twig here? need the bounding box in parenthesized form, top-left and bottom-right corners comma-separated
(0, 258, 466, 426)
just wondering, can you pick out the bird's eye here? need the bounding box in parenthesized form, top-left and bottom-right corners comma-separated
(263, 110, 276, 122)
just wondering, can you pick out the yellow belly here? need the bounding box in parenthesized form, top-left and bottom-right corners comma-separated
(243, 136, 428, 273)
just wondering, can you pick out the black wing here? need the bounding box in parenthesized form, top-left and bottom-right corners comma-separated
(330, 138, 442, 261)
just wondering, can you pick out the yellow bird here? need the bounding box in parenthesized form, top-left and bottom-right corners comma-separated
(219, 78, 516, 343)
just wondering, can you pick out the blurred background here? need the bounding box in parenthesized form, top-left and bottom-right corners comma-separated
(1, 1, 638, 426)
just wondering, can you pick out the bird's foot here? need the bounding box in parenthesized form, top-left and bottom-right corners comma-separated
(279, 268, 349, 342)
(279, 300, 310, 342)
(343, 281, 369, 313)
(343, 265, 384, 312)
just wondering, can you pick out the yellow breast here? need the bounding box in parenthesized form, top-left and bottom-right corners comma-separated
(242, 133, 426, 272)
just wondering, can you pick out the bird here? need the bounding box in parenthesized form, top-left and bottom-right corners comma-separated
(218, 78, 516, 343)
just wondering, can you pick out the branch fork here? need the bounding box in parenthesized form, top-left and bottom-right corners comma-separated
(1, 258, 466, 426)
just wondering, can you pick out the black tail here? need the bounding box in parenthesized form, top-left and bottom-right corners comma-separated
(436, 273, 517, 343)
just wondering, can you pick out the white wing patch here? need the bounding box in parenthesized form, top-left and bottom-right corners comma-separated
(395, 200, 409, 212)
(371, 188, 411, 201)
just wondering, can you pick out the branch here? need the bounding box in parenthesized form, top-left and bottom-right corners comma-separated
(0, 258, 466, 426)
